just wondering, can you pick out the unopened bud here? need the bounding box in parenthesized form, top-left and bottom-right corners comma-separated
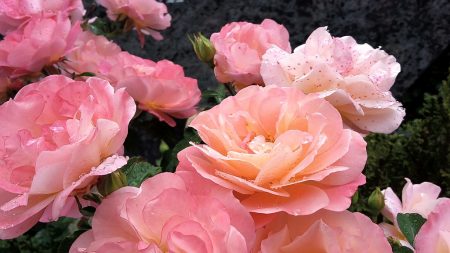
(368, 187, 385, 213)
(97, 170, 127, 197)
(189, 33, 216, 66)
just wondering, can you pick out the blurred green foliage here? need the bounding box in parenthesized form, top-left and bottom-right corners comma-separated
(361, 70, 450, 197)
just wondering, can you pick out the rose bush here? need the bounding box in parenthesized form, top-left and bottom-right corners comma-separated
(69, 171, 255, 253)
(261, 27, 405, 134)
(0, 0, 84, 35)
(253, 210, 392, 253)
(0, 75, 135, 239)
(179, 85, 367, 215)
(0, 13, 80, 78)
(211, 19, 291, 89)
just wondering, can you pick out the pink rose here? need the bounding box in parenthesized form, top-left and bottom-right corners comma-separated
(106, 52, 201, 127)
(64, 31, 122, 76)
(0, 0, 84, 35)
(96, 0, 171, 42)
(211, 19, 291, 89)
(261, 26, 405, 134)
(0, 75, 135, 239)
(0, 13, 81, 78)
(253, 210, 392, 253)
(179, 85, 367, 215)
(382, 178, 444, 222)
(415, 199, 450, 253)
(379, 178, 445, 248)
(69, 171, 255, 253)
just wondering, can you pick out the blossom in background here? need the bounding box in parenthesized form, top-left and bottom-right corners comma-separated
(0, 13, 81, 78)
(0, 75, 135, 239)
(261, 26, 405, 134)
(179, 85, 367, 215)
(96, 0, 171, 44)
(63, 31, 122, 76)
(211, 19, 291, 90)
(107, 52, 201, 127)
(253, 210, 392, 253)
(69, 171, 255, 253)
(0, 0, 84, 35)
(415, 199, 450, 253)
(380, 178, 447, 248)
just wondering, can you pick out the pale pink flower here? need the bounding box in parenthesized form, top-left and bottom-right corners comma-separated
(261, 26, 405, 134)
(382, 178, 444, 222)
(179, 85, 367, 215)
(211, 19, 291, 89)
(96, 0, 171, 43)
(253, 210, 392, 253)
(415, 199, 450, 253)
(0, 0, 84, 35)
(0, 75, 135, 239)
(63, 31, 122, 76)
(379, 178, 445, 249)
(69, 171, 255, 253)
(107, 52, 201, 127)
(0, 13, 81, 78)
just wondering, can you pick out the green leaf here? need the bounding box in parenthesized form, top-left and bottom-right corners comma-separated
(57, 230, 86, 253)
(160, 128, 201, 172)
(79, 206, 96, 217)
(121, 157, 161, 187)
(397, 213, 427, 246)
(78, 72, 96, 77)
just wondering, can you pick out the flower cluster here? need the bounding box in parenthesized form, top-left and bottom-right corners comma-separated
(0, 2, 448, 253)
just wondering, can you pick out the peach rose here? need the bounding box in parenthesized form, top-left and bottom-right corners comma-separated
(415, 199, 450, 253)
(106, 52, 201, 127)
(179, 85, 367, 215)
(211, 19, 291, 89)
(0, 13, 81, 78)
(0, 75, 135, 239)
(261, 26, 405, 134)
(0, 0, 84, 35)
(253, 210, 392, 253)
(379, 178, 446, 248)
(63, 31, 122, 76)
(69, 171, 255, 253)
(96, 0, 171, 42)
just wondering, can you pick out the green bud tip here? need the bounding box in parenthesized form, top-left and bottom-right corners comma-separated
(188, 32, 216, 66)
(97, 170, 127, 197)
(368, 187, 385, 212)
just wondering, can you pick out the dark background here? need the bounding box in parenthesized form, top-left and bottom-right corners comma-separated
(116, 0, 450, 105)
(111, 0, 450, 163)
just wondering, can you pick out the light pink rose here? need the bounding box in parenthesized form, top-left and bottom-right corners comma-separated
(0, 0, 84, 35)
(253, 210, 392, 253)
(379, 178, 446, 249)
(0, 13, 81, 78)
(382, 178, 444, 223)
(63, 31, 122, 76)
(179, 85, 367, 215)
(211, 19, 291, 89)
(96, 0, 171, 43)
(106, 52, 201, 127)
(415, 199, 450, 253)
(69, 171, 255, 253)
(0, 75, 135, 239)
(261, 26, 405, 134)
